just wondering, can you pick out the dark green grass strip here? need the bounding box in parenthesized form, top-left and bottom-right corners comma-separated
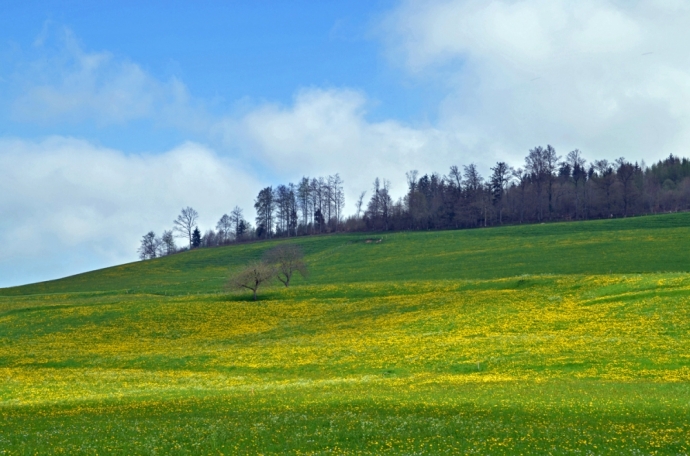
(3, 212, 690, 296)
(2, 382, 688, 455)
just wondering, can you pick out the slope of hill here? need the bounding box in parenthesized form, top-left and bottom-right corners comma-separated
(4, 212, 690, 296)
(1, 214, 690, 454)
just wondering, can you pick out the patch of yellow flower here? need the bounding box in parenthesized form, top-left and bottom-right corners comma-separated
(1, 273, 690, 407)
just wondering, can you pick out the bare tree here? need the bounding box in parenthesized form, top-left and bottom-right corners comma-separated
(463, 164, 484, 226)
(594, 159, 615, 216)
(616, 157, 639, 216)
(274, 184, 297, 236)
(331, 174, 345, 230)
(311, 178, 325, 234)
(525, 146, 547, 220)
(230, 206, 244, 240)
(448, 166, 462, 189)
(512, 167, 528, 223)
(355, 191, 366, 219)
(544, 145, 561, 219)
(138, 231, 159, 260)
(463, 164, 483, 191)
(366, 178, 393, 230)
(406, 170, 419, 191)
(567, 149, 587, 219)
(227, 261, 275, 301)
(161, 230, 176, 255)
(216, 214, 233, 244)
(173, 207, 199, 249)
(297, 177, 312, 232)
(380, 179, 393, 231)
(202, 229, 218, 247)
(490, 162, 512, 224)
(263, 244, 308, 287)
(325, 175, 335, 227)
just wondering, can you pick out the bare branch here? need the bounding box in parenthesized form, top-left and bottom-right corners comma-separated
(263, 244, 307, 287)
(173, 207, 199, 249)
(227, 261, 275, 301)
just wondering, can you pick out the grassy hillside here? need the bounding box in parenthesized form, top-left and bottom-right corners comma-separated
(4, 212, 690, 296)
(2, 214, 690, 454)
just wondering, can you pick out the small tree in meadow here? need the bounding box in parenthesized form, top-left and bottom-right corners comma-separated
(228, 261, 275, 301)
(263, 244, 308, 287)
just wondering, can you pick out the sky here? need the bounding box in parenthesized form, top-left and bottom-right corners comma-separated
(2, 0, 690, 287)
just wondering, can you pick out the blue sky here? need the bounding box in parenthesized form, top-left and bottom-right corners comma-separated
(2, 1, 690, 287)
(0, 1, 442, 151)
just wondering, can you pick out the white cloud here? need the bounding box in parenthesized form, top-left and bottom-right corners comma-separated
(0, 137, 259, 287)
(12, 27, 209, 129)
(384, 0, 642, 69)
(225, 87, 471, 204)
(382, 0, 690, 165)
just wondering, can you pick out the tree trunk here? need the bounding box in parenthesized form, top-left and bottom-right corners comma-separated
(548, 180, 553, 220)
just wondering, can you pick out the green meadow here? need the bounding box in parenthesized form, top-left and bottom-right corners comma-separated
(2, 214, 690, 454)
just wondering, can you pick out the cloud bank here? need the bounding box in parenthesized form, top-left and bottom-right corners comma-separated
(0, 137, 258, 287)
(231, 88, 465, 203)
(382, 0, 690, 163)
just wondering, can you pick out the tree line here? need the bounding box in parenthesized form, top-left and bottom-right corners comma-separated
(137, 174, 344, 260)
(255, 174, 345, 238)
(371, 150, 690, 231)
(138, 205, 251, 260)
(139, 152, 690, 259)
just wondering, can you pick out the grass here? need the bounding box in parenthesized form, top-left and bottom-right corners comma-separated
(1, 213, 690, 454)
(6, 212, 690, 296)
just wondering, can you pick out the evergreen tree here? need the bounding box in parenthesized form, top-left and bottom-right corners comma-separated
(237, 219, 248, 240)
(192, 227, 202, 248)
(254, 187, 275, 238)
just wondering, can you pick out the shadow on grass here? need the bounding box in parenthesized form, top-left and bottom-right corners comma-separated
(220, 291, 283, 303)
